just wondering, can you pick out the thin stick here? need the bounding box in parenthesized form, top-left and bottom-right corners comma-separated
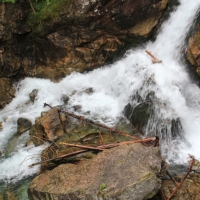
(27, 0, 37, 15)
(60, 142, 104, 151)
(118, 137, 156, 145)
(166, 170, 179, 187)
(159, 189, 166, 200)
(98, 131, 104, 144)
(145, 50, 162, 64)
(59, 110, 138, 140)
(29, 149, 88, 167)
(167, 156, 195, 200)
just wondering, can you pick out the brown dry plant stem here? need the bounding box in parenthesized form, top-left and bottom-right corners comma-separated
(60, 142, 104, 151)
(60, 110, 138, 140)
(166, 170, 179, 187)
(145, 50, 162, 64)
(43, 103, 138, 140)
(29, 138, 156, 167)
(167, 156, 195, 200)
(28, 0, 37, 15)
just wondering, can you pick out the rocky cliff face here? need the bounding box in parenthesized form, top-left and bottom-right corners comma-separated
(187, 24, 200, 77)
(0, 0, 169, 108)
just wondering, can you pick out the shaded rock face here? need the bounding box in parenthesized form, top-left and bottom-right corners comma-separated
(17, 118, 32, 134)
(0, 0, 169, 108)
(187, 25, 200, 77)
(28, 143, 162, 200)
(0, 78, 15, 109)
(23, 0, 168, 81)
(123, 89, 184, 139)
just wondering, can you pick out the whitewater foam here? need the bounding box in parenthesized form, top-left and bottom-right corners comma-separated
(1, 0, 200, 182)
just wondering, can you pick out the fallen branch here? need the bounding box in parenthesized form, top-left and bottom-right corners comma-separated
(59, 109, 138, 140)
(98, 131, 104, 144)
(166, 170, 179, 187)
(43, 103, 138, 140)
(29, 138, 156, 167)
(28, 0, 37, 15)
(166, 156, 195, 200)
(145, 50, 162, 64)
(60, 142, 104, 151)
(28, 149, 88, 167)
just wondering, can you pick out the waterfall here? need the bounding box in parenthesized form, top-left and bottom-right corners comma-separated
(1, 0, 200, 183)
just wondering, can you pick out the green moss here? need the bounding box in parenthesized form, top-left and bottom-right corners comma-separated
(1, 0, 16, 2)
(27, 0, 72, 34)
(99, 183, 106, 191)
(144, 190, 157, 200)
(139, 172, 154, 182)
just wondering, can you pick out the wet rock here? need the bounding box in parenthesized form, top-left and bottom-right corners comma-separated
(3, 190, 18, 200)
(0, 0, 170, 108)
(29, 124, 45, 146)
(26, 140, 34, 147)
(186, 25, 200, 77)
(17, 118, 32, 135)
(73, 105, 82, 112)
(84, 87, 94, 94)
(5, 132, 30, 157)
(29, 107, 64, 145)
(40, 107, 64, 141)
(0, 121, 3, 131)
(124, 90, 184, 139)
(0, 78, 15, 109)
(28, 143, 162, 200)
(61, 95, 70, 104)
(29, 89, 38, 102)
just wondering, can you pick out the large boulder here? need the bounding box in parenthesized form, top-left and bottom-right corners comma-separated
(28, 143, 162, 200)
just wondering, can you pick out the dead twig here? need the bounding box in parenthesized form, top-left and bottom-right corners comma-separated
(27, 0, 37, 15)
(98, 131, 104, 144)
(44, 103, 52, 109)
(59, 109, 138, 140)
(28, 149, 88, 167)
(166, 156, 195, 200)
(159, 189, 166, 200)
(166, 170, 179, 187)
(154, 136, 160, 147)
(60, 142, 104, 151)
(145, 50, 162, 64)
(29, 137, 155, 167)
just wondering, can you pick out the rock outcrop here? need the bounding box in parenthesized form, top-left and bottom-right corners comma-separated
(187, 25, 200, 77)
(28, 143, 162, 200)
(0, 0, 169, 108)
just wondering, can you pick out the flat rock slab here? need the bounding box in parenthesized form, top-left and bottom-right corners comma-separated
(28, 143, 162, 200)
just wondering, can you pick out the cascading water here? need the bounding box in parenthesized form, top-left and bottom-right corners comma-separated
(1, 0, 200, 184)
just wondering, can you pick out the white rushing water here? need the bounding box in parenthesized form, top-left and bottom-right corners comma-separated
(1, 0, 200, 182)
